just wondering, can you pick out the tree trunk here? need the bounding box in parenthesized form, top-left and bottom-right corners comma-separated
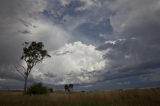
(24, 75, 28, 94)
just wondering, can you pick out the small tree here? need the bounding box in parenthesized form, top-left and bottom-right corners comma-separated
(15, 41, 50, 93)
(64, 84, 74, 92)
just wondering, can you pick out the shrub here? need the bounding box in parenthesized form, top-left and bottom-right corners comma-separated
(48, 88, 53, 93)
(27, 82, 48, 95)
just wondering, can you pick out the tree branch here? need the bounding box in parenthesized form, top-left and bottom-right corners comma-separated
(13, 65, 25, 78)
(16, 61, 27, 72)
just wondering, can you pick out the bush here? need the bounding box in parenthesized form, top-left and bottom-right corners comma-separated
(27, 82, 48, 95)
(48, 88, 53, 93)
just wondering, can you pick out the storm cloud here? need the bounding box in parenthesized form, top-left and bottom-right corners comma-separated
(0, 0, 160, 90)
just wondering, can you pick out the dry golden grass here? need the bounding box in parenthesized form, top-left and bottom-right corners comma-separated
(0, 88, 160, 106)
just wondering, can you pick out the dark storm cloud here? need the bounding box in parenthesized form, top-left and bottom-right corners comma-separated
(95, 0, 160, 88)
(0, 0, 160, 90)
(0, 0, 46, 64)
(18, 30, 31, 34)
(0, 0, 47, 88)
(101, 61, 160, 82)
(42, 0, 113, 44)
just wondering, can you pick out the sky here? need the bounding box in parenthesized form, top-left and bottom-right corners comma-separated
(0, 0, 160, 90)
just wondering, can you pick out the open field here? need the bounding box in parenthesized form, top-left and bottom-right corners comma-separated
(0, 88, 160, 106)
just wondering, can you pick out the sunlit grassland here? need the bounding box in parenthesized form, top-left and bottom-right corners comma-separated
(0, 88, 160, 106)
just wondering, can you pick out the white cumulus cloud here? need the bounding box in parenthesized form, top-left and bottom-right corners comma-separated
(33, 41, 107, 84)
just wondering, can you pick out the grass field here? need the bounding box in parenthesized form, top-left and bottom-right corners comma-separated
(0, 88, 160, 106)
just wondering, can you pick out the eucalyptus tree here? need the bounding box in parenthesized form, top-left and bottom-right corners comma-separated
(15, 41, 51, 93)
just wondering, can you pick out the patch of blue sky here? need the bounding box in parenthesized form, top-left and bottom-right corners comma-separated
(75, 18, 113, 42)
(41, 0, 85, 24)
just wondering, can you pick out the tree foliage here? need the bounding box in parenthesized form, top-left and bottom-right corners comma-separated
(21, 42, 50, 70)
